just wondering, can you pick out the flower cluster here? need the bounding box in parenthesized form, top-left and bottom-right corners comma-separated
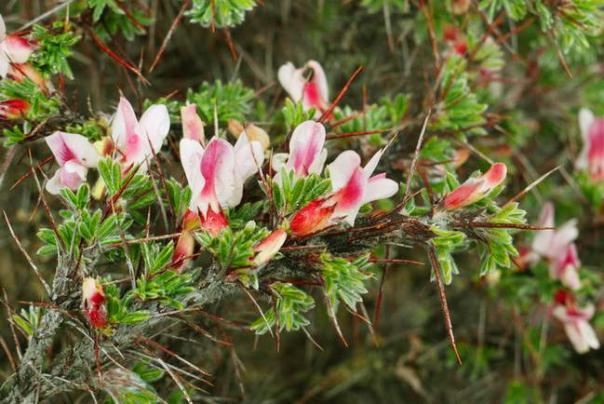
(272, 120, 399, 236)
(521, 201, 599, 353)
(43, 65, 399, 282)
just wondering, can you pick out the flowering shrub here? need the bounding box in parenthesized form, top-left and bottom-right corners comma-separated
(0, 1, 604, 402)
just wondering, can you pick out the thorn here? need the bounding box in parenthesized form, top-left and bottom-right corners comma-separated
(427, 246, 462, 365)
(505, 165, 560, 205)
(318, 66, 364, 123)
(149, 0, 190, 72)
(402, 110, 432, 205)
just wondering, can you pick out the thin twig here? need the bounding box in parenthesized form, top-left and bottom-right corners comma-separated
(4, 211, 52, 296)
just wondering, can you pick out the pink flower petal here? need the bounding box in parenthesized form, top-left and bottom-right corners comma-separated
(200, 137, 236, 213)
(2, 35, 35, 64)
(45, 132, 100, 168)
(111, 97, 139, 152)
(328, 150, 361, 191)
(306, 60, 329, 106)
(364, 175, 399, 204)
(229, 133, 264, 207)
(181, 104, 205, 143)
(331, 167, 366, 226)
(288, 121, 326, 176)
(278, 62, 305, 102)
(139, 104, 170, 154)
(180, 138, 206, 211)
(587, 118, 604, 181)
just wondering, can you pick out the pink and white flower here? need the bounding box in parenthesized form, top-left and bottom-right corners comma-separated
(551, 243, 581, 291)
(272, 120, 327, 180)
(45, 132, 100, 194)
(172, 115, 264, 269)
(290, 149, 398, 236)
(553, 299, 600, 354)
(576, 108, 604, 181)
(442, 162, 507, 210)
(531, 202, 581, 289)
(180, 134, 264, 218)
(0, 14, 36, 78)
(278, 60, 329, 116)
(111, 97, 170, 172)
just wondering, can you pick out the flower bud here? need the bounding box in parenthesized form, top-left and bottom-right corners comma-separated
(253, 229, 287, 266)
(0, 99, 29, 120)
(290, 199, 335, 237)
(442, 163, 507, 210)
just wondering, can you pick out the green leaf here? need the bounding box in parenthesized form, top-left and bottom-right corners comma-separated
(98, 157, 122, 196)
(119, 311, 151, 325)
(186, 80, 255, 126)
(187, 0, 258, 28)
(321, 253, 373, 314)
(133, 361, 165, 383)
(251, 282, 315, 335)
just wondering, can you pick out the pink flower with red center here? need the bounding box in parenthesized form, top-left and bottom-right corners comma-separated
(0, 98, 28, 120)
(111, 97, 170, 172)
(272, 120, 327, 181)
(172, 108, 264, 269)
(442, 162, 507, 210)
(577, 108, 604, 181)
(45, 132, 100, 195)
(553, 298, 600, 354)
(278, 60, 329, 117)
(530, 202, 581, 290)
(253, 229, 287, 267)
(82, 278, 108, 329)
(290, 149, 398, 236)
(0, 14, 36, 78)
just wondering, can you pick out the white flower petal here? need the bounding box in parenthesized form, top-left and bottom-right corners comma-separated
(139, 104, 170, 155)
(278, 62, 305, 102)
